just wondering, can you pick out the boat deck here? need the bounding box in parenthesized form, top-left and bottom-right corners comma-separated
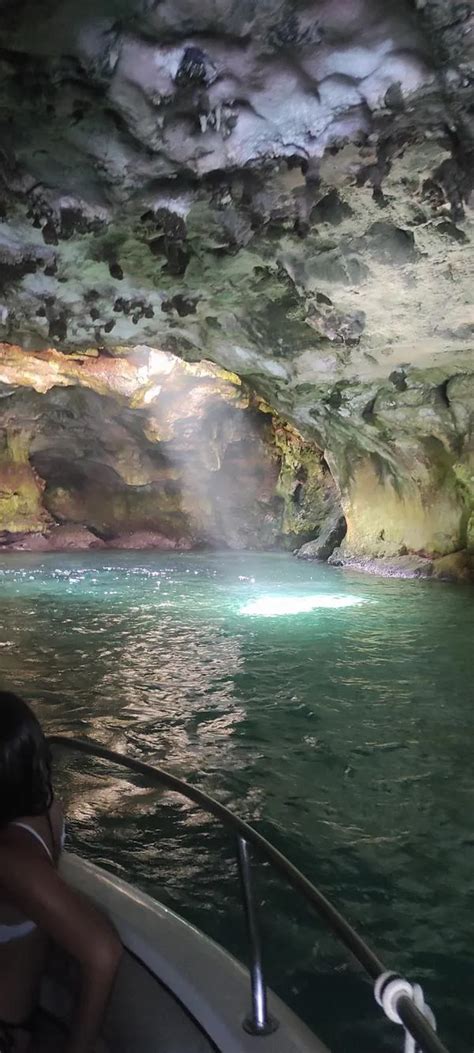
(40, 854, 326, 1053)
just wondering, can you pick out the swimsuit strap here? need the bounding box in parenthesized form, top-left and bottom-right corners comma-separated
(9, 822, 53, 862)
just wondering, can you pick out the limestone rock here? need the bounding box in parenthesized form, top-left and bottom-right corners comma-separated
(322, 371, 474, 566)
(106, 531, 192, 552)
(0, 1, 472, 386)
(328, 552, 434, 579)
(8, 524, 105, 551)
(1, 531, 49, 552)
(297, 513, 346, 562)
(0, 345, 336, 551)
(431, 550, 474, 584)
(328, 549, 474, 583)
(0, 458, 49, 535)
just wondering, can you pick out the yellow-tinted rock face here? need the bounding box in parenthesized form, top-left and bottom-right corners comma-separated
(319, 371, 474, 577)
(0, 459, 48, 534)
(431, 550, 474, 584)
(342, 459, 466, 559)
(0, 421, 51, 535)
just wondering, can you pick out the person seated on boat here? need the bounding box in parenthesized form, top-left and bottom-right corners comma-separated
(0, 691, 122, 1053)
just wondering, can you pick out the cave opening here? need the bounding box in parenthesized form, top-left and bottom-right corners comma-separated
(0, 346, 344, 556)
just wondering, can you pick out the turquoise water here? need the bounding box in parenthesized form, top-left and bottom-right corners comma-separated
(0, 551, 472, 1052)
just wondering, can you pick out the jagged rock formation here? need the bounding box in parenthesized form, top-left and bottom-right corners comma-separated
(297, 509, 346, 562)
(0, 1, 472, 574)
(0, 344, 338, 550)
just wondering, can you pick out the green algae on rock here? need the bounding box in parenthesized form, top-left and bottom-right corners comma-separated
(0, 424, 51, 536)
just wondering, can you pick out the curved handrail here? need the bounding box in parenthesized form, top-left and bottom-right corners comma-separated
(49, 735, 450, 1053)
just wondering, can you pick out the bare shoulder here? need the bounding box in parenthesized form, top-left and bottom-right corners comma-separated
(0, 828, 52, 899)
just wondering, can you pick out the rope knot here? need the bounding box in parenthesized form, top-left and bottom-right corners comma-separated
(374, 972, 436, 1053)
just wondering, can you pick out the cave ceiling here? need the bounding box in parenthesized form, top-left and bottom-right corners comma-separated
(0, 0, 471, 555)
(0, 0, 472, 449)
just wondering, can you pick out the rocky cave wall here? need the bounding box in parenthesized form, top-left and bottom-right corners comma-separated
(0, 345, 340, 552)
(0, 0, 473, 577)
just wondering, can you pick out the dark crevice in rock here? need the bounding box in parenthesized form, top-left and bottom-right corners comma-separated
(361, 398, 377, 423)
(162, 295, 197, 317)
(48, 312, 68, 341)
(366, 222, 416, 263)
(436, 220, 468, 242)
(310, 190, 353, 226)
(389, 370, 408, 392)
(437, 378, 451, 408)
(108, 261, 124, 281)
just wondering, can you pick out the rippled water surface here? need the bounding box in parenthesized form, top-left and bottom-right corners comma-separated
(0, 551, 472, 1052)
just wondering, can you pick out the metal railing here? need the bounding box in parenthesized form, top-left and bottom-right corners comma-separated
(49, 735, 449, 1053)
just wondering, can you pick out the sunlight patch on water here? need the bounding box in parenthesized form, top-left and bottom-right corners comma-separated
(239, 594, 366, 617)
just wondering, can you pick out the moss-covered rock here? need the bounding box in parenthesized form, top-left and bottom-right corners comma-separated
(271, 416, 340, 547)
(453, 456, 474, 553)
(0, 425, 50, 535)
(0, 461, 47, 534)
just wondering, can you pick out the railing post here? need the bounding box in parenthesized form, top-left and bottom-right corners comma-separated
(236, 835, 278, 1036)
(50, 738, 450, 1053)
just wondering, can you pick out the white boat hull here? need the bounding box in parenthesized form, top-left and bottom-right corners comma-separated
(40, 853, 329, 1052)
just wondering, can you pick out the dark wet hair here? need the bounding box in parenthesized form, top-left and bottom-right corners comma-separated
(0, 691, 52, 827)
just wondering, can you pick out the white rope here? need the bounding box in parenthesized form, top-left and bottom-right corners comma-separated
(375, 972, 437, 1053)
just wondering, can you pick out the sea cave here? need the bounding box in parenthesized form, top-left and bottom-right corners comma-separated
(0, 2, 473, 1052)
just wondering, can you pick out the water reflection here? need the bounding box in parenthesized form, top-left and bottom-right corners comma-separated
(0, 552, 473, 1052)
